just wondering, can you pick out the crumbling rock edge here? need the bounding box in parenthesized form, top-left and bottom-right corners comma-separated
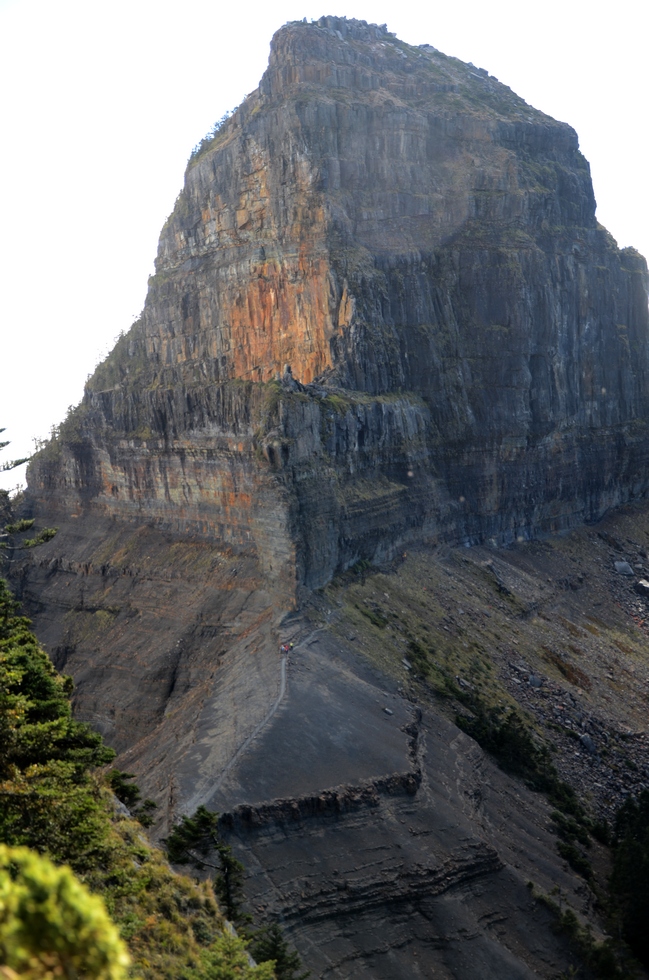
(219, 719, 422, 833)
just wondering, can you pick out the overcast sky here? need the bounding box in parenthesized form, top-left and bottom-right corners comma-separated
(1, 0, 647, 490)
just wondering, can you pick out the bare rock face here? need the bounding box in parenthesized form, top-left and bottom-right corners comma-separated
(25, 15, 649, 591)
(11, 17, 649, 977)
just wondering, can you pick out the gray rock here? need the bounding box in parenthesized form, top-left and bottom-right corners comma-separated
(112, 796, 132, 818)
(528, 674, 543, 688)
(21, 11, 649, 596)
(614, 561, 634, 575)
(580, 733, 597, 754)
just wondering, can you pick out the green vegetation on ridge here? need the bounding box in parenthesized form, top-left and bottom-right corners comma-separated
(165, 808, 309, 980)
(0, 577, 277, 979)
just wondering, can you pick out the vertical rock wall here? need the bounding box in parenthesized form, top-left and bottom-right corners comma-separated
(24, 14, 649, 589)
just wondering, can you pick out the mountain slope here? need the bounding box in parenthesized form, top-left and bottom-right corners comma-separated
(9, 15, 649, 978)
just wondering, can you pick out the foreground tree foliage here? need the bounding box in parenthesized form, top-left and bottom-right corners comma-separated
(0, 577, 277, 979)
(0, 579, 115, 867)
(0, 430, 57, 553)
(0, 429, 29, 474)
(0, 844, 129, 980)
(184, 933, 275, 980)
(247, 926, 309, 980)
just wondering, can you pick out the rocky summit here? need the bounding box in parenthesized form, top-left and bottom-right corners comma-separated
(11, 15, 649, 979)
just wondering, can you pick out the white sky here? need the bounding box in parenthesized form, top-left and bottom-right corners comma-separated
(1, 0, 647, 491)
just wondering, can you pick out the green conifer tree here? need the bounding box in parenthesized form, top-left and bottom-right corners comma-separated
(0, 429, 57, 554)
(247, 925, 309, 980)
(165, 806, 248, 925)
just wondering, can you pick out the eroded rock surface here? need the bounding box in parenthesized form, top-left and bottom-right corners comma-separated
(24, 14, 649, 590)
(213, 630, 600, 978)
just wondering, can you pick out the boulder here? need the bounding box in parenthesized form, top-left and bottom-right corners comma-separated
(579, 733, 597, 754)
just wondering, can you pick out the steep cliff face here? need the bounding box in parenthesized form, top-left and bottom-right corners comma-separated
(26, 15, 649, 592)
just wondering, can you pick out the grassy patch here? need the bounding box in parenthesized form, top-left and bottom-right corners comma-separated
(541, 646, 591, 691)
(322, 393, 351, 416)
(356, 604, 388, 629)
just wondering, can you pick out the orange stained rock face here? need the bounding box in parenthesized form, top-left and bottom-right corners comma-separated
(149, 125, 344, 385)
(226, 252, 339, 384)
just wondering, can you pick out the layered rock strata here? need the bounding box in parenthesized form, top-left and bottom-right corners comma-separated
(25, 15, 649, 592)
(214, 648, 598, 980)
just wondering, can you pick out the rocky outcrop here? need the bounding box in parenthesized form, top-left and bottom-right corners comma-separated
(218, 692, 597, 980)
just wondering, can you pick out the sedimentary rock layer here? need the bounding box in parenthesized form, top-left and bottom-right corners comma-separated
(25, 15, 649, 592)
